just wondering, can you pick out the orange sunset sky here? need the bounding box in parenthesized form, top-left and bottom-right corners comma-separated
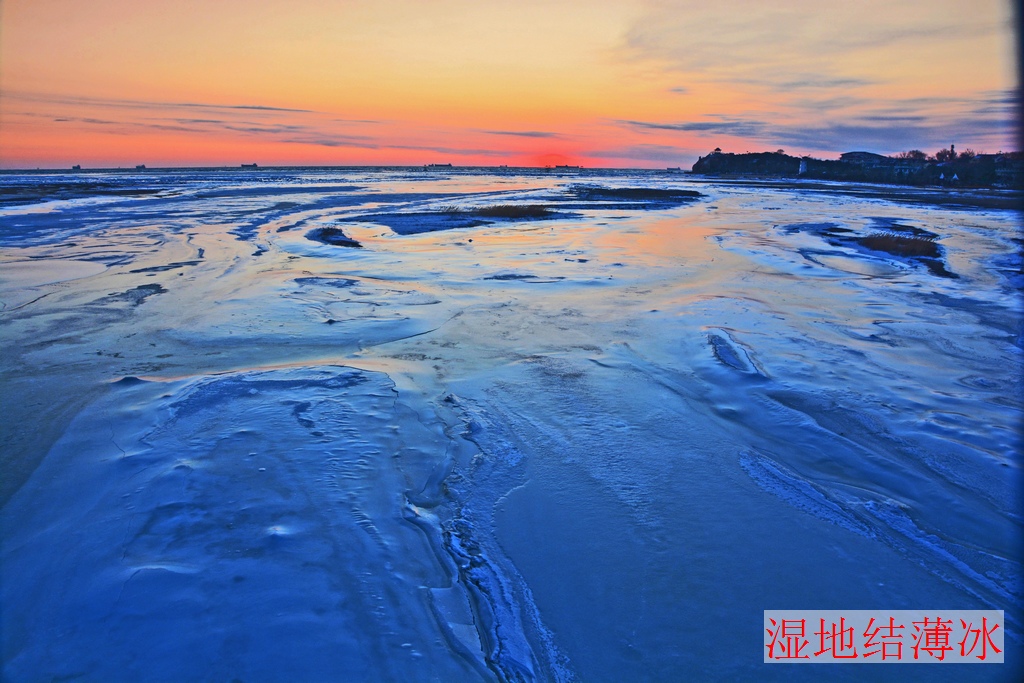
(0, 0, 1018, 169)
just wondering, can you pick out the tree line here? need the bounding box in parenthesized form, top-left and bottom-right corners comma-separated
(895, 146, 981, 163)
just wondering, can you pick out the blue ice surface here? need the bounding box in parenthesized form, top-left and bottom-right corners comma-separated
(1, 167, 1021, 682)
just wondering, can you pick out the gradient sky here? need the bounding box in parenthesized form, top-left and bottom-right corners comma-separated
(0, 0, 1018, 168)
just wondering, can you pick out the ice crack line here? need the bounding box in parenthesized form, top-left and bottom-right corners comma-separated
(363, 309, 465, 349)
(2, 291, 53, 313)
(108, 422, 127, 458)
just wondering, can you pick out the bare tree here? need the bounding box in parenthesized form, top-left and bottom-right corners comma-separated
(896, 150, 928, 160)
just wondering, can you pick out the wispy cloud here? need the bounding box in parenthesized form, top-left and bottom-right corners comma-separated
(6, 89, 392, 152)
(4, 88, 528, 163)
(758, 77, 875, 92)
(221, 123, 314, 135)
(389, 143, 510, 157)
(51, 115, 203, 134)
(53, 116, 122, 126)
(619, 118, 769, 137)
(616, 97, 1016, 156)
(788, 95, 870, 113)
(768, 122, 968, 153)
(623, 2, 1003, 63)
(480, 129, 560, 138)
(41, 109, 379, 145)
(857, 114, 929, 124)
(620, 1, 1006, 95)
(280, 137, 379, 149)
(3, 90, 315, 115)
(586, 144, 693, 162)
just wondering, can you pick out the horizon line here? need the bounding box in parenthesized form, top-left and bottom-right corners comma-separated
(0, 163, 692, 173)
(4, 148, 1019, 174)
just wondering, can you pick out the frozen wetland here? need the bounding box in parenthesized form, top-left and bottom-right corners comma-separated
(1, 168, 1021, 681)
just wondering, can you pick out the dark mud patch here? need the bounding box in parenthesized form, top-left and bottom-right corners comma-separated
(129, 260, 201, 274)
(570, 186, 702, 202)
(785, 221, 957, 279)
(294, 276, 360, 289)
(557, 185, 703, 210)
(483, 272, 566, 283)
(866, 217, 934, 235)
(852, 227, 957, 278)
(305, 227, 363, 248)
(109, 283, 167, 305)
(857, 232, 940, 258)
(476, 204, 552, 218)
(438, 204, 557, 219)
(781, 222, 851, 236)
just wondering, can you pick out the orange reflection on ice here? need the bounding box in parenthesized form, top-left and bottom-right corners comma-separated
(590, 215, 721, 265)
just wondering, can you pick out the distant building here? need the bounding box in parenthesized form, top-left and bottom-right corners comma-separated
(839, 151, 891, 168)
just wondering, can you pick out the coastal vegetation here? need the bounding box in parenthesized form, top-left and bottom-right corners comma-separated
(692, 146, 1024, 188)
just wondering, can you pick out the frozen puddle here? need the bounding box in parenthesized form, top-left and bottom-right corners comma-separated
(0, 366, 510, 681)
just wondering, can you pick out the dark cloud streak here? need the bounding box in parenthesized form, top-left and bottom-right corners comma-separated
(2, 90, 315, 114)
(619, 118, 768, 137)
(586, 143, 690, 162)
(480, 130, 559, 138)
